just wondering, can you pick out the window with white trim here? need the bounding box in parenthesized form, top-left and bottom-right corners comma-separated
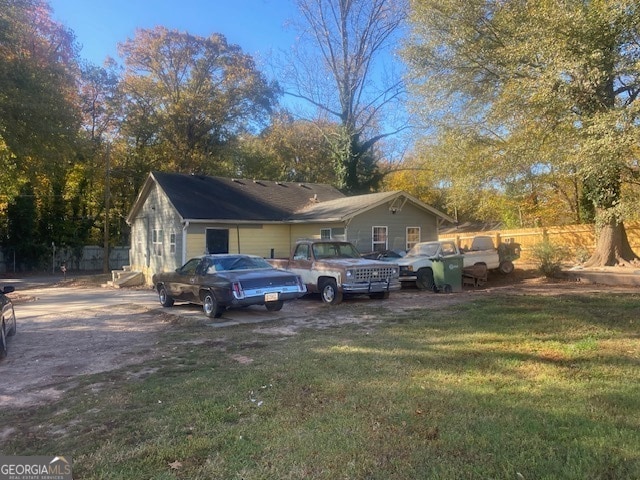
(169, 231, 176, 254)
(372, 226, 388, 252)
(320, 228, 331, 239)
(152, 229, 163, 256)
(137, 229, 143, 259)
(406, 227, 421, 250)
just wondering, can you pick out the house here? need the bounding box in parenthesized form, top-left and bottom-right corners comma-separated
(125, 171, 455, 283)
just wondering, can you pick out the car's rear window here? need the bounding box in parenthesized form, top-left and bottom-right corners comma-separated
(213, 256, 273, 271)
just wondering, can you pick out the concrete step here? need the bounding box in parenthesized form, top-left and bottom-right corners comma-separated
(105, 270, 144, 288)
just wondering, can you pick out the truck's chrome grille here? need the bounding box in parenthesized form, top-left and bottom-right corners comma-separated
(353, 266, 397, 282)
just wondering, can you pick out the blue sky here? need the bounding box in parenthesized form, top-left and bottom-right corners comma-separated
(48, 0, 298, 67)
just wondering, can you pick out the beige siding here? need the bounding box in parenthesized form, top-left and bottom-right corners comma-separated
(238, 224, 290, 258)
(184, 223, 292, 259)
(347, 203, 439, 253)
(290, 223, 345, 240)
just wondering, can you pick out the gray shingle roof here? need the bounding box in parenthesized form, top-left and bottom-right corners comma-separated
(289, 191, 400, 221)
(127, 172, 455, 225)
(152, 171, 346, 221)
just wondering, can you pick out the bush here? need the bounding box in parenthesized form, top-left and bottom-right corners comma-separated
(530, 240, 569, 277)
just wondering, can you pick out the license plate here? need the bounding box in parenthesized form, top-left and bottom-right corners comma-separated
(265, 292, 279, 302)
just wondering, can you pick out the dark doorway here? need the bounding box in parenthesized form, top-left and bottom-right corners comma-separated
(206, 229, 229, 254)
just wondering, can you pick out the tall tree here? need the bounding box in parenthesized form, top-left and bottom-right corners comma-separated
(0, 0, 80, 169)
(405, 0, 640, 266)
(234, 111, 342, 184)
(118, 27, 279, 174)
(282, 0, 408, 192)
(0, 0, 84, 267)
(79, 61, 119, 144)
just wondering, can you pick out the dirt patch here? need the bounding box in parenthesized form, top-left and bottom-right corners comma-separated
(0, 304, 166, 409)
(0, 268, 636, 411)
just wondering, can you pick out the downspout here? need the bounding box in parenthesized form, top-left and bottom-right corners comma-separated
(344, 218, 352, 242)
(182, 220, 189, 265)
(236, 224, 241, 253)
(145, 216, 150, 268)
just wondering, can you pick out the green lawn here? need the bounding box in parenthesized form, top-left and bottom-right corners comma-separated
(2, 293, 639, 479)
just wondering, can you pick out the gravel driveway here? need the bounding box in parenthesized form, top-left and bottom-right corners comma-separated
(0, 270, 633, 410)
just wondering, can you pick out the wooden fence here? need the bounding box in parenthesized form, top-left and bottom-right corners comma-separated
(439, 221, 640, 263)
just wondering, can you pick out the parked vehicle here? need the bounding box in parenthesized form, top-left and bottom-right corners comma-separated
(460, 235, 520, 274)
(268, 239, 401, 304)
(152, 254, 307, 318)
(361, 249, 405, 261)
(1, 285, 16, 359)
(397, 237, 520, 290)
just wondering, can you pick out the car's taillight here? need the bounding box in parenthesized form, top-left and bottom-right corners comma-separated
(232, 282, 245, 299)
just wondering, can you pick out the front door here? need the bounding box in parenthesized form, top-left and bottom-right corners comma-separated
(206, 229, 229, 254)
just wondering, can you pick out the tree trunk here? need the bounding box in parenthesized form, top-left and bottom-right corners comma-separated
(584, 219, 639, 267)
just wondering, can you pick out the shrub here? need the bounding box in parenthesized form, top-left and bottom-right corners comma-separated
(530, 240, 569, 277)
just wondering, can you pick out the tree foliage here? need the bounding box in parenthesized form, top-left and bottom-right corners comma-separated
(118, 26, 280, 174)
(0, 0, 91, 268)
(233, 111, 342, 184)
(0, 0, 80, 166)
(405, 0, 640, 265)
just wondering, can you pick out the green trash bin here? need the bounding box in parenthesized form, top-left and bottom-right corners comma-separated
(431, 255, 463, 293)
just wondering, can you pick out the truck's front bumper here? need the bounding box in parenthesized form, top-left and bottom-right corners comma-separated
(341, 279, 401, 294)
(399, 274, 417, 282)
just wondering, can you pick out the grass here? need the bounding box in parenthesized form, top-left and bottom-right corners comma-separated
(2, 293, 639, 479)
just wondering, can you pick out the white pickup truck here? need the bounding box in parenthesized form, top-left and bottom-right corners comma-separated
(397, 236, 520, 290)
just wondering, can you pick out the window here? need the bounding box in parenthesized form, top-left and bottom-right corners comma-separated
(178, 257, 201, 275)
(169, 231, 176, 254)
(406, 227, 421, 250)
(441, 242, 457, 256)
(372, 226, 388, 252)
(136, 230, 143, 259)
(293, 244, 311, 261)
(152, 229, 163, 256)
(320, 227, 345, 240)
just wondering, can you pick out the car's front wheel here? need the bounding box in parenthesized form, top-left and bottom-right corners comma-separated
(319, 279, 343, 305)
(416, 268, 435, 291)
(158, 285, 174, 307)
(203, 291, 224, 318)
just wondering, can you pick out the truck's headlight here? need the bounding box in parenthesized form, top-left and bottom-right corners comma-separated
(345, 269, 354, 278)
